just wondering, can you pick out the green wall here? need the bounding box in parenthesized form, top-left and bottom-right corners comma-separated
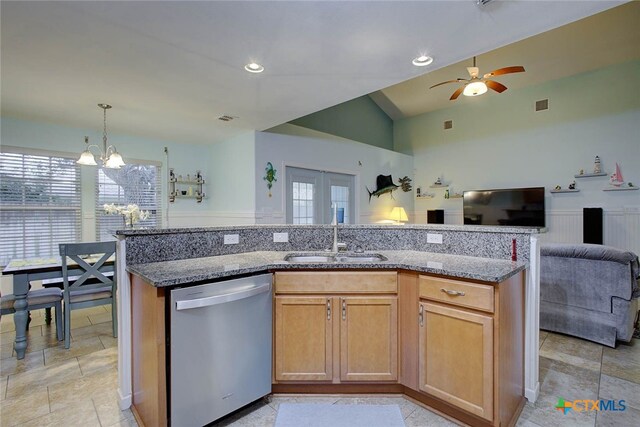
(289, 95, 393, 150)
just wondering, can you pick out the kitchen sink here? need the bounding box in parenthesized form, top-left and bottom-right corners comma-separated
(283, 254, 336, 263)
(283, 253, 387, 263)
(334, 253, 388, 263)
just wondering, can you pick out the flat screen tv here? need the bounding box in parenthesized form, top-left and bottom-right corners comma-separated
(463, 187, 545, 227)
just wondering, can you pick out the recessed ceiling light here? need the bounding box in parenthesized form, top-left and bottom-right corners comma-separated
(244, 62, 264, 73)
(412, 55, 433, 67)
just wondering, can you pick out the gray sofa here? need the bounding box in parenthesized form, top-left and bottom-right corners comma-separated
(540, 243, 639, 347)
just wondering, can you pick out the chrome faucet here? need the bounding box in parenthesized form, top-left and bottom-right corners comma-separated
(331, 204, 347, 252)
(331, 203, 339, 253)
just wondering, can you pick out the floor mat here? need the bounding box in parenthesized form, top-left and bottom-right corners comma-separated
(274, 403, 405, 427)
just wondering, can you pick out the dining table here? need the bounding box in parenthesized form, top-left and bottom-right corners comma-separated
(2, 255, 114, 359)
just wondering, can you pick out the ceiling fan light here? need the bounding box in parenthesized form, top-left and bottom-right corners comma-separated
(463, 81, 488, 97)
(76, 150, 97, 166)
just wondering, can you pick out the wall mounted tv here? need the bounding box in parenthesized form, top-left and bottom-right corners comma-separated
(463, 187, 545, 227)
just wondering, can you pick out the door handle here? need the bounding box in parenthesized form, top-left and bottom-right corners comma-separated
(175, 282, 271, 310)
(419, 304, 424, 327)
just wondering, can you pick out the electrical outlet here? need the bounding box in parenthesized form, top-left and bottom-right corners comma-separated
(426, 233, 443, 244)
(273, 232, 289, 243)
(223, 234, 239, 244)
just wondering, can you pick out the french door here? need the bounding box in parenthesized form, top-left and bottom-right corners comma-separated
(286, 167, 355, 224)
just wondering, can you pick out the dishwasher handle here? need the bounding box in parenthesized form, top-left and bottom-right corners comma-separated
(175, 281, 271, 311)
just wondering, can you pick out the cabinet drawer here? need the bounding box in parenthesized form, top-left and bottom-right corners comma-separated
(275, 272, 397, 294)
(419, 276, 494, 313)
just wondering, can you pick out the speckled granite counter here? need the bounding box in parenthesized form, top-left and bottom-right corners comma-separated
(127, 250, 527, 287)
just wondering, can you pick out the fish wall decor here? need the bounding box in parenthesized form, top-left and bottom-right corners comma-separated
(367, 175, 413, 202)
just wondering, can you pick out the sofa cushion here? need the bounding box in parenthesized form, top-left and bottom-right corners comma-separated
(541, 243, 639, 280)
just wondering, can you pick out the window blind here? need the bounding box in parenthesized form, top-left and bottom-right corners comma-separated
(0, 149, 82, 266)
(95, 162, 162, 241)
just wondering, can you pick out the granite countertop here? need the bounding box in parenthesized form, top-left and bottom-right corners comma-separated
(127, 250, 527, 287)
(116, 223, 546, 236)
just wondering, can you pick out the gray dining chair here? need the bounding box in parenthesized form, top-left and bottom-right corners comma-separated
(60, 241, 117, 349)
(1, 288, 64, 341)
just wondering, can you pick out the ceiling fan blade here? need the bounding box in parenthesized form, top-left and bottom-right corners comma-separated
(485, 79, 508, 93)
(450, 87, 464, 100)
(483, 66, 525, 79)
(429, 79, 467, 89)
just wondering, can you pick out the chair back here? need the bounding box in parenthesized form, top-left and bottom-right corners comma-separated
(59, 242, 117, 293)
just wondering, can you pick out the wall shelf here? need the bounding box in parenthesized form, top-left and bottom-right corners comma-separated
(574, 172, 607, 178)
(416, 194, 435, 199)
(429, 184, 448, 189)
(169, 169, 206, 203)
(551, 189, 580, 194)
(448, 194, 463, 199)
(603, 186, 638, 191)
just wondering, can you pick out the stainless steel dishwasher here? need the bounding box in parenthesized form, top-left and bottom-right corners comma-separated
(169, 274, 272, 427)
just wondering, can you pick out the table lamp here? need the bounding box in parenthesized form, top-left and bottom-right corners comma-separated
(389, 206, 408, 225)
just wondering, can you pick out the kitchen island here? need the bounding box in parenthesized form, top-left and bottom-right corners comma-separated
(115, 224, 543, 426)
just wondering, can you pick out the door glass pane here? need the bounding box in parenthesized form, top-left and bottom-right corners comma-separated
(331, 185, 350, 224)
(292, 182, 314, 224)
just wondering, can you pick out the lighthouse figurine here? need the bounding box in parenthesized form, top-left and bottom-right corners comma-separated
(594, 156, 602, 174)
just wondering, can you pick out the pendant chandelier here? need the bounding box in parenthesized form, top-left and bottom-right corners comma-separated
(76, 103, 125, 169)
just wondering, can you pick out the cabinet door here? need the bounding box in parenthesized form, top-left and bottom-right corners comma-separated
(419, 301, 493, 421)
(340, 297, 398, 382)
(274, 296, 333, 381)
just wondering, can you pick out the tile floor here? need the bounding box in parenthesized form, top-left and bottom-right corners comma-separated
(1, 309, 638, 427)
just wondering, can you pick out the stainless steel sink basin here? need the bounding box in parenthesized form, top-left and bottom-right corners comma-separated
(283, 253, 387, 263)
(283, 254, 336, 263)
(335, 254, 388, 262)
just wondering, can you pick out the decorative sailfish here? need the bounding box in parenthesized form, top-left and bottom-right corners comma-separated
(367, 175, 414, 202)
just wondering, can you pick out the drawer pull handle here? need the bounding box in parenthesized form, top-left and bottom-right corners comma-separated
(327, 299, 331, 321)
(441, 288, 465, 297)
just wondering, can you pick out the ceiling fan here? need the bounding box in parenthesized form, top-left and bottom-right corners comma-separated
(429, 56, 525, 100)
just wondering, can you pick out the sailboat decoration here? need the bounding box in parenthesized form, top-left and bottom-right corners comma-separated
(610, 163, 624, 187)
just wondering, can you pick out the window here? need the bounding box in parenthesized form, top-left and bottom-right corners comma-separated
(95, 162, 161, 241)
(0, 148, 81, 266)
(286, 167, 355, 224)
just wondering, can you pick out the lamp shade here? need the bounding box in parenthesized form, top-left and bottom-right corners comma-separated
(389, 207, 408, 224)
(104, 151, 125, 169)
(76, 150, 97, 166)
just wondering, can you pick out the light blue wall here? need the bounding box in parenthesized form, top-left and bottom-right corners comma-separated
(289, 95, 394, 150)
(394, 60, 640, 250)
(0, 116, 217, 236)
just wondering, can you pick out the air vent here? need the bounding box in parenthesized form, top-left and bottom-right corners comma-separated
(218, 115, 237, 122)
(444, 120, 453, 130)
(535, 99, 549, 112)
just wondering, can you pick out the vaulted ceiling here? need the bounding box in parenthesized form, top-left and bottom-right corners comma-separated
(370, 1, 640, 119)
(0, 1, 625, 145)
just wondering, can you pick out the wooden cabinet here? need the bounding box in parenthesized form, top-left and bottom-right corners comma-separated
(340, 297, 397, 382)
(419, 301, 494, 421)
(274, 297, 333, 381)
(414, 273, 525, 427)
(273, 272, 398, 383)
